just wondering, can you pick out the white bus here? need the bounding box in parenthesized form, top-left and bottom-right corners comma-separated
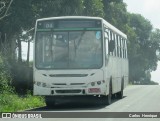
(33, 16, 129, 106)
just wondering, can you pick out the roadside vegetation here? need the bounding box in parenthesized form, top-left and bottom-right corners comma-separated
(0, 92, 45, 112)
(0, 55, 45, 112)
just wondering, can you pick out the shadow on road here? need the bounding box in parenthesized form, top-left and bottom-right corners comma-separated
(27, 96, 126, 111)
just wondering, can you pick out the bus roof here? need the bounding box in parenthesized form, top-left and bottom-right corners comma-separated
(37, 16, 127, 39)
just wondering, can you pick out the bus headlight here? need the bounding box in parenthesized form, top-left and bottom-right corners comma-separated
(97, 81, 101, 85)
(91, 82, 95, 86)
(35, 81, 47, 87)
(42, 83, 47, 87)
(37, 82, 41, 86)
(88, 80, 105, 87)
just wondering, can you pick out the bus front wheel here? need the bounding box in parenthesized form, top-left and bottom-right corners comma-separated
(45, 96, 56, 107)
(102, 82, 112, 105)
(107, 82, 112, 105)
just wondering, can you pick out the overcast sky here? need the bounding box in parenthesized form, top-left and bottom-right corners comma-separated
(124, 0, 160, 29)
(124, 0, 160, 84)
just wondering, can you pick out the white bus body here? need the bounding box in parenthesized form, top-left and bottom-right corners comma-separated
(33, 16, 128, 105)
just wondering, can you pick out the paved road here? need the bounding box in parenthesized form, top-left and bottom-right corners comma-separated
(2, 85, 160, 121)
(30, 85, 160, 112)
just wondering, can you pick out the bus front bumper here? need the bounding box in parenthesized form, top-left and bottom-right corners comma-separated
(33, 84, 107, 96)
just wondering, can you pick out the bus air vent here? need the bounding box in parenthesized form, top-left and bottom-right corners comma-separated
(49, 74, 88, 77)
(70, 83, 85, 85)
(52, 83, 66, 85)
(55, 90, 81, 93)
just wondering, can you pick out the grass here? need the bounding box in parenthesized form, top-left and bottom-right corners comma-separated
(0, 55, 45, 112)
(0, 91, 45, 112)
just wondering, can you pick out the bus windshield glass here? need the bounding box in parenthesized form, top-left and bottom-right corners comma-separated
(35, 31, 103, 69)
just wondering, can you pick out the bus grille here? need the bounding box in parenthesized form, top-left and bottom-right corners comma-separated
(55, 90, 81, 93)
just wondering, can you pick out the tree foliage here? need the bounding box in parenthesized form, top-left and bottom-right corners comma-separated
(0, 0, 13, 20)
(0, 54, 12, 93)
(83, 0, 104, 17)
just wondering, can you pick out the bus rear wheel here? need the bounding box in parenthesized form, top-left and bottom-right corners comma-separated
(116, 90, 123, 99)
(117, 79, 124, 99)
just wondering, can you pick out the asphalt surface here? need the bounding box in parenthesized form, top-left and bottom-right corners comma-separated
(2, 85, 160, 121)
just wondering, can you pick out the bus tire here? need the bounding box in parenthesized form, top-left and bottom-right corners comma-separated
(100, 81, 112, 105)
(117, 79, 124, 99)
(106, 81, 112, 105)
(45, 96, 56, 107)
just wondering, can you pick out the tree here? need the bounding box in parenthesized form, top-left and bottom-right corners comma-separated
(127, 13, 160, 83)
(31, 0, 84, 18)
(150, 29, 160, 63)
(0, 0, 36, 63)
(83, 0, 104, 17)
(0, 0, 13, 20)
(102, 0, 127, 29)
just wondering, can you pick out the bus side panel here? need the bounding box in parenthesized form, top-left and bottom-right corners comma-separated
(107, 56, 119, 94)
(106, 56, 128, 94)
(124, 59, 129, 88)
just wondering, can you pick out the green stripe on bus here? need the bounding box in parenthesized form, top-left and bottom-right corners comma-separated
(37, 28, 102, 31)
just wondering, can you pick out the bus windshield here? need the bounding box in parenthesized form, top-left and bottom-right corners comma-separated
(35, 31, 103, 69)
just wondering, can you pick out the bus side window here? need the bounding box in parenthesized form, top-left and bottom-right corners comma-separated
(116, 35, 119, 57)
(125, 39, 127, 58)
(114, 34, 117, 57)
(117, 35, 120, 58)
(104, 27, 109, 55)
(121, 38, 124, 58)
(120, 37, 122, 58)
(109, 30, 112, 56)
(123, 39, 126, 58)
(110, 32, 114, 56)
(122, 39, 124, 58)
(112, 32, 115, 56)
